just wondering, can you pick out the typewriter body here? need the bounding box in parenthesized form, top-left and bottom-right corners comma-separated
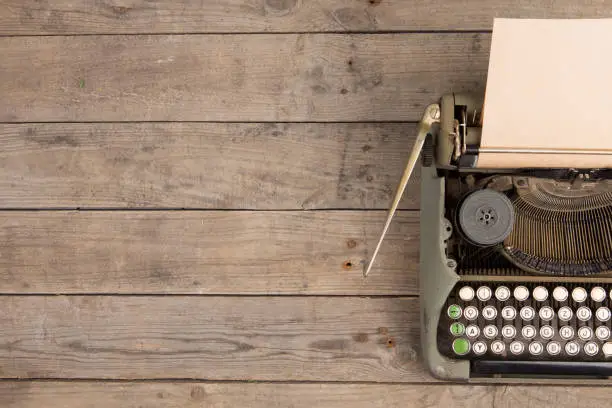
(368, 92, 612, 381)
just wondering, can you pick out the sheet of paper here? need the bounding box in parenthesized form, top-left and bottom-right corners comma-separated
(478, 18, 612, 168)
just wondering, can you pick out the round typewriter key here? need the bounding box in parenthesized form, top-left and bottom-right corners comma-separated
(476, 286, 492, 302)
(559, 326, 574, 340)
(603, 342, 612, 357)
(491, 340, 505, 354)
(596, 306, 611, 322)
(572, 287, 588, 303)
(483, 325, 498, 339)
(466, 325, 480, 339)
(584, 341, 599, 356)
(596, 326, 611, 341)
(458, 286, 475, 301)
(529, 341, 543, 356)
(522, 325, 536, 340)
(502, 325, 516, 339)
(578, 326, 593, 341)
(577, 306, 592, 321)
(539, 306, 554, 321)
(513, 286, 529, 302)
(546, 341, 561, 356)
(458, 189, 515, 246)
(501, 306, 516, 320)
(495, 286, 511, 301)
(591, 286, 607, 302)
(482, 306, 497, 320)
(520, 306, 535, 321)
(473, 341, 487, 355)
(464, 306, 479, 321)
(540, 325, 554, 340)
(558, 306, 573, 322)
(452, 338, 470, 356)
(533, 286, 548, 302)
(447, 305, 462, 319)
(552, 286, 569, 302)
(510, 341, 524, 355)
(565, 341, 580, 356)
(450, 322, 465, 336)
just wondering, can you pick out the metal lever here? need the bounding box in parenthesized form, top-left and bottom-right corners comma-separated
(364, 103, 440, 277)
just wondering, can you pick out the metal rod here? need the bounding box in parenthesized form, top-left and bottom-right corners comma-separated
(364, 103, 440, 278)
(479, 147, 612, 155)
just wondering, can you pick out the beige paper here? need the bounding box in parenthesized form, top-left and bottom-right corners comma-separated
(479, 18, 612, 168)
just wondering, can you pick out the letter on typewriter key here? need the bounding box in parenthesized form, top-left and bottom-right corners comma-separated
(539, 306, 554, 321)
(559, 326, 574, 340)
(565, 341, 580, 356)
(577, 306, 592, 321)
(546, 341, 561, 356)
(522, 325, 536, 340)
(502, 306, 516, 320)
(464, 306, 479, 321)
(495, 286, 511, 301)
(529, 341, 543, 356)
(578, 326, 593, 341)
(596, 326, 611, 341)
(477, 286, 492, 302)
(483, 325, 498, 339)
(540, 325, 554, 340)
(558, 306, 573, 322)
(482, 306, 497, 320)
(584, 342, 599, 356)
(473, 341, 487, 355)
(466, 325, 480, 339)
(491, 340, 505, 354)
(596, 307, 611, 322)
(520, 306, 535, 321)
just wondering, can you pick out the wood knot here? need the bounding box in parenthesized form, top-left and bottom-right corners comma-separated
(386, 337, 395, 348)
(368, 0, 382, 5)
(264, 0, 299, 15)
(346, 239, 357, 248)
(342, 260, 353, 270)
(111, 5, 131, 15)
(190, 386, 207, 401)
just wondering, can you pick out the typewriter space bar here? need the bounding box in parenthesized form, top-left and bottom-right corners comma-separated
(472, 360, 612, 378)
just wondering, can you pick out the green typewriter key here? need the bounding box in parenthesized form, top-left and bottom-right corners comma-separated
(450, 322, 465, 336)
(452, 338, 470, 355)
(447, 304, 462, 319)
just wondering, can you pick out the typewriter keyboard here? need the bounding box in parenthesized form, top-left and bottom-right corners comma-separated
(438, 282, 612, 361)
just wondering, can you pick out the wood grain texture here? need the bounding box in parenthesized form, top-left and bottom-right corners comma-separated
(0, 123, 418, 209)
(0, 211, 417, 295)
(2, 382, 611, 408)
(2, 0, 612, 34)
(0, 33, 488, 122)
(0, 296, 425, 381)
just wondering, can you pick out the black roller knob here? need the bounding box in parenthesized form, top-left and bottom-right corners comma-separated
(459, 189, 514, 246)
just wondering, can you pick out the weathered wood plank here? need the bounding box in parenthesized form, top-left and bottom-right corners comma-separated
(0, 296, 425, 381)
(0, 211, 418, 295)
(2, 0, 612, 34)
(0, 34, 489, 122)
(2, 382, 610, 408)
(0, 123, 418, 209)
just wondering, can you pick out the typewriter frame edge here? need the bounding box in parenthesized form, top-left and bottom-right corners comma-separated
(419, 161, 469, 380)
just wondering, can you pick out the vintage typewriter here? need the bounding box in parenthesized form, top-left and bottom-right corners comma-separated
(366, 92, 612, 380)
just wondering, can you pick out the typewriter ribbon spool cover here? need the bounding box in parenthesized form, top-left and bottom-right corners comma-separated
(479, 18, 612, 169)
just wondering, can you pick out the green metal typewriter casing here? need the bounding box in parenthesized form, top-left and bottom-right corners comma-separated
(420, 93, 612, 381)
